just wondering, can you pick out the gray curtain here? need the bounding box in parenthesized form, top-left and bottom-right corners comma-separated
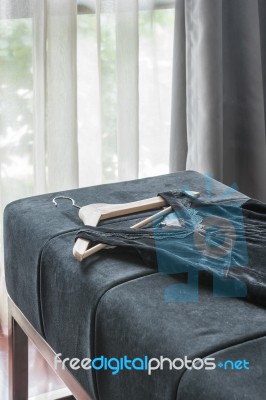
(170, 0, 266, 201)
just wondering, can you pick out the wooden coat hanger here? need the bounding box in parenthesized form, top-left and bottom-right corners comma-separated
(53, 191, 200, 262)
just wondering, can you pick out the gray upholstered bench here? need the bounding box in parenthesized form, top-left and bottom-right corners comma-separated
(4, 171, 266, 399)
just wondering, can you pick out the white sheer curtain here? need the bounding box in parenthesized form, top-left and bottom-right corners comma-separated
(33, 0, 79, 193)
(0, 0, 79, 329)
(0, 0, 174, 329)
(77, 0, 174, 186)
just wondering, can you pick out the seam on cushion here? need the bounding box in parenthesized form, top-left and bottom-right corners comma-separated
(33, 187, 250, 335)
(36, 191, 250, 392)
(174, 331, 266, 400)
(38, 229, 158, 400)
(92, 272, 160, 400)
(37, 210, 162, 338)
(37, 228, 83, 338)
(92, 274, 266, 400)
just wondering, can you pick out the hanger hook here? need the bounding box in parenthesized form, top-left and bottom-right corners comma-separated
(53, 196, 80, 209)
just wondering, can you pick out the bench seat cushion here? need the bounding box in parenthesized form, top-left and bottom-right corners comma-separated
(4, 171, 266, 399)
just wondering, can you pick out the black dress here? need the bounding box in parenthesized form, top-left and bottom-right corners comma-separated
(76, 190, 266, 306)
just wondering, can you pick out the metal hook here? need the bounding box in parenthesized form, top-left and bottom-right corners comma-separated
(52, 196, 81, 209)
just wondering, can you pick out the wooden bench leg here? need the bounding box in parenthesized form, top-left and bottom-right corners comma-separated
(7, 297, 86, 399)
(9, 309, 28, 400)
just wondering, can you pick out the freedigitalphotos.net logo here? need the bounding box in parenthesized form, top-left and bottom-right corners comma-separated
(155, 175, 249, 302)
(54, 354, 250, 375)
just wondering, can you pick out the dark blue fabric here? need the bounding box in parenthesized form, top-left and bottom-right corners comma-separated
(94, 274, 266, 400)
(6, 171, 266, 399)
(4, 171, 241, 337)
(176, 336, 266, 400)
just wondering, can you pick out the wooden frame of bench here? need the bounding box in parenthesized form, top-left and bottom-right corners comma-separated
(8, 296, 91, 400)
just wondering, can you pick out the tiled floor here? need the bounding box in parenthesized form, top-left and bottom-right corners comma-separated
(0, 325, 65, 399)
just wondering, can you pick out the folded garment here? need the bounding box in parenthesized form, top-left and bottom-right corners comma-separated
(77, 190, 266, 306)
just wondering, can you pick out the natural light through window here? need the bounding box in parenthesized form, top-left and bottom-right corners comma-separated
(0, 5, 174, 199)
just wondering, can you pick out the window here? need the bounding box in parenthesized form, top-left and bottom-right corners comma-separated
(77, 2, 175, 185)
(0, 0, 175, 198)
